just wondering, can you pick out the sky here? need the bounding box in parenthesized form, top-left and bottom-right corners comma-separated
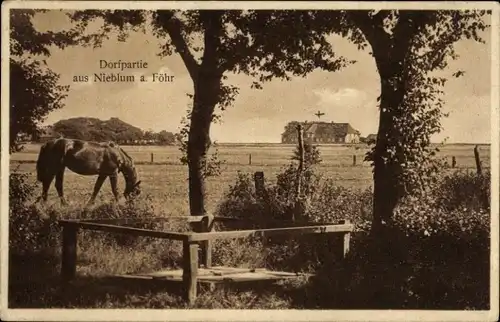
(30, 10, 492, 144)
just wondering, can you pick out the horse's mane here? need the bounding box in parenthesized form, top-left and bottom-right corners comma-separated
(119, 147, 133, 163)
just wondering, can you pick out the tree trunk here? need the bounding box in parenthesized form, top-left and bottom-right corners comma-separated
(163, 11, 223, 223)
(187, 73, 221, 219)
(371, 57, 407, 236)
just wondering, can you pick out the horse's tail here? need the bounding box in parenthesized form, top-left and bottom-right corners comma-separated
(36, 141, 53, 182)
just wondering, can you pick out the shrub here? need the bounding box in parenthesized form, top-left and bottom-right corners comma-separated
(303, 169, 491, 309)
(215, 171, 261, 221)
(215, 144, 374, 272)
(393, 169, 490, 242)
(435, 170, 490, 212)
(9, 176, 187, 276)
(9, 171, 61, 254)
(9, 170, 35, 208)
(216, 148, 490, 309)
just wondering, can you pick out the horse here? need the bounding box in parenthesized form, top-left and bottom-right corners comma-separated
(35, 138, 142, 206)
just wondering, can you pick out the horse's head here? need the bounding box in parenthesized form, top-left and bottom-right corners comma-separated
(118, 147, 142, 200)
(122, 164, 141, 199)
(124, 179, 142, 199)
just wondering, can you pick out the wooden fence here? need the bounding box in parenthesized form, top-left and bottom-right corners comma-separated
(59, 215, 353, 304)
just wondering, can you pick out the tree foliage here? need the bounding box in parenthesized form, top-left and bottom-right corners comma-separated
(9, 9, 79, 153)
(353, 10, 489, 194)
(51, 117, 175, 145)
(332, 10, 490, 231)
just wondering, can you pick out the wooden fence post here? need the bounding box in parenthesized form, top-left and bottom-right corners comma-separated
(183, 240, 199, 305)
(352, 155, 357, 166)
(254, 171, 265, 200)
(61, 224, 78, 282)
(150, 153, 154, 163)
(335, 220, 351, 259)
(249, 153, 252, 165)
(473, 145, 490, 209)
(294, 124, 305, 222)
(200, 215, 214, 268)
(452, 156, 456, 168)
(474, 145, 482, 175)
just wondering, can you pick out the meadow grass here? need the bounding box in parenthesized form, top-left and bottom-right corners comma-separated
(11, 142, 491, 167)
(7, 143, 491, 309)
(9, 143, 489, 213)
(10, 163, 375, 215)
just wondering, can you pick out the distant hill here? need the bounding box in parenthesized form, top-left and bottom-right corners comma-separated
(51, 117, 175, 145)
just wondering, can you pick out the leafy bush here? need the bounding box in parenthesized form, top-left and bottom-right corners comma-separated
(9, 171, 60, 254)
(394, 170, 490, 241)
(215, 144, 374, 272)
(303, 169, 490, 309)
(215, 171, 261, 220)
(435, 170, 490, 212)
(217, 142, 372, 227)
(216, 145, 490, 308)
(9, 170, 35, 208)
(9, 175, 186, 275)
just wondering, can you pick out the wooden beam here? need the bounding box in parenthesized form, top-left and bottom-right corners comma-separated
(187, 224, 354, 242)
(200, 215, 214, 268)
(61, 216, 340, 226)
(213, 216, 339, 226)
(183, 241, 199, 305)
(332, 220, 351, 259)
(60, 221, 190, 241)
(69, 216, 205, 225)
(61, 224, 78, 282)
(342, 232, 351, 258)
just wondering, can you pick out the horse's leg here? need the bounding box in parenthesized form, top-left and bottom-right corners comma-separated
(55, 168, 68, 206)
(36, 174, 55, 203)
(109, 173, 119, 202)
(87, 175, 107, 206)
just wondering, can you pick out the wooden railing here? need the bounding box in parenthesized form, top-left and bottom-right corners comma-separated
(59, 215, 354, 304)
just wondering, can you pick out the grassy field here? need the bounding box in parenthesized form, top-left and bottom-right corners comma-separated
(8, 143, 491, 309)
(11, 142, 491, 166)
(10, 143, 490, 214)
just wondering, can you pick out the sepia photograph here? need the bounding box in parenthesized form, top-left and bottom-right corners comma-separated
(1, 1, 499, 321)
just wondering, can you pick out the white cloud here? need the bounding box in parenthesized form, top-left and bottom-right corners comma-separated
(313, 88, 368, 107)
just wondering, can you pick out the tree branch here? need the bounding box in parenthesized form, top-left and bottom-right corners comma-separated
(199, 10, 223, 75)
(392, 11, 427, 57)
(157, 11, 200, 81)
(347, 10, 390, 48)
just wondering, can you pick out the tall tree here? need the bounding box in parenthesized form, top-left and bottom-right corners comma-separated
(9, 9, 78, 153)
(70, 10, 351, 218)
(290, 9, 490, 235)
(341, 10, 490, 234)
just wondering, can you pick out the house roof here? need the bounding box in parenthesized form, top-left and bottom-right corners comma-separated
(366, 134, 377, 140)
(302, 122, 360, 137)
